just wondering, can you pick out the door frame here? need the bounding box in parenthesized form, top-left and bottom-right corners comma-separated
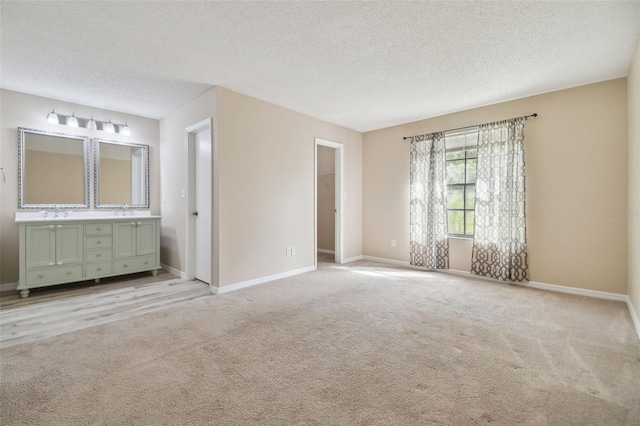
(314, 138, 344, 268)
(184, 118, 217, 288)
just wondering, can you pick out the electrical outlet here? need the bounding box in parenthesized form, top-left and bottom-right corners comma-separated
(391, 240, 396, 247)
(286, 247, 292, 256)
(291, 247, 296, 256)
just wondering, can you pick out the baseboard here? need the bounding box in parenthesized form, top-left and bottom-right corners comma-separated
(212, 266, 315, 295)
(0, 282, 17, 293)
(317, 248, 335, 254)
(342, 255, 363, 263)
(160, 263, 187, 280)
(363, 255, 408, 266)
(626, 298, 640, 341)
(362, 254, 639, 339)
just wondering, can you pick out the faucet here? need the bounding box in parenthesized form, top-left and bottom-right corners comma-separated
(54, 204, 60, 218)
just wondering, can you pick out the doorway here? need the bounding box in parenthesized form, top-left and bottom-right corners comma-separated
(314, 138, 343, 268)
(186, 118, 212, 285)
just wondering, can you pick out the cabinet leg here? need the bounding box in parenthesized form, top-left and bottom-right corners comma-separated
(152, 269, 158, 277)
(19, 289, 30, 298)
(95, 278, 101, 283)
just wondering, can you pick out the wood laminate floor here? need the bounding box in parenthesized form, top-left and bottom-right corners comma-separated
(0, 270, 211, 348)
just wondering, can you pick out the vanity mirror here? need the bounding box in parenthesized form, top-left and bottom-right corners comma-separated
(94, 139, 149, 208)
(18, 127, 90, 209)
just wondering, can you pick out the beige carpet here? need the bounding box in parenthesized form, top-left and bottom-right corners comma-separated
(1, 258, 639, 425)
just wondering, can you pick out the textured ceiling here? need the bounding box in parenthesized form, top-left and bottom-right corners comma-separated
(1, 1, 639, 132)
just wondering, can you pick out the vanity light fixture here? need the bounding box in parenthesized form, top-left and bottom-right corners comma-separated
(86, 116, 97, 130)
(103, 119, 115, 133)
(47, 109, 59, 125)
(66, 113, 79, 128)
(46, 109, 131, 135)
(120, 122, 131, 136)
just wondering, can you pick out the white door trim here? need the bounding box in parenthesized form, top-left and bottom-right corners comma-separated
(314, 138, 344, 268)
(185, 118, 215, 288)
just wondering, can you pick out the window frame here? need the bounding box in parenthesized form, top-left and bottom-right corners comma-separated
(445, 129, 478, 238)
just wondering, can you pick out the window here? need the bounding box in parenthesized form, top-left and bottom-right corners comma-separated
(445, 129, 478, 237)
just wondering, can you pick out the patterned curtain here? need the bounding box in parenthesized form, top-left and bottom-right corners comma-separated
(410, 132, 449, 269)
(471, 118, 528, 282)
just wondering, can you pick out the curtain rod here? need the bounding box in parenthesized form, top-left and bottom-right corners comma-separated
(402, 113, 538, 140)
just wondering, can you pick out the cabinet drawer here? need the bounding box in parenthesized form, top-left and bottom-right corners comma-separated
(85, 261, 113, 278)
(85, 223, 112, 236)
(114, 255, 157, 274)
(86, 236, 113, 249)
(86, 247, 113, 263)
(25, 264, 84, 287)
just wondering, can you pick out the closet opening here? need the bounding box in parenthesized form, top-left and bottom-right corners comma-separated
(314, 138, 343, 268)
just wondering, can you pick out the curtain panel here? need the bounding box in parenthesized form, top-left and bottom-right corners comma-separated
(409, 132, 449, 269)
(471, 118, 529, 282)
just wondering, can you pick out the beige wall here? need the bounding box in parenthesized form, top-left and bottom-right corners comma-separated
(364, 79, 629, 294)
(99, 158, 132, 205)
(158, 88, 218, 283)
(317, 145, 335, 251)
(629, 43, 640, 318)
(24, 150, 85, 204)
(216, 87, 362, 287)
(0, 89, 160, 284)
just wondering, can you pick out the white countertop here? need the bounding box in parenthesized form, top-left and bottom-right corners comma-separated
(15, 210, 161, 223)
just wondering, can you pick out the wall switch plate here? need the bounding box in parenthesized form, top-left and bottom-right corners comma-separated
(291, 247, 296, 255)
(286, 247, 292, 256)
(180, 189, 186, 199)
(391, 240, 396, 247)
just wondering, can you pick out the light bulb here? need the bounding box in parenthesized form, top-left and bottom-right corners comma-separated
(47, 109, 59, 125)
(104, 119, 115, 133)
(87, 116, 97, 130)
(120, 123, 131, 136)
(67, 113, 79, 128)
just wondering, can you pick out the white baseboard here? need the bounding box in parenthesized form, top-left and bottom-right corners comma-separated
(363, 255, 410, 267)
(627, 298, 640, 341)
(362, 254, 639, 339)
(317, 249, 335, 254)
(212, 265, 315, 295)
(160, 263, 187, 280)
(0, 282, 17, 293)
(342, 255, 363, 263)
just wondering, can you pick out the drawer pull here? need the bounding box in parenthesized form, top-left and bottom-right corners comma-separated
(123, 264, 128, 268)
(97, 240, 102, 244)
(144, 261, 148, 265)
(66, 271, 72, 275)
(96, 254, 102, 258)
(97, 227, 101, 231)
(38, 274, 44, 279)
(97, 268, 102, 271)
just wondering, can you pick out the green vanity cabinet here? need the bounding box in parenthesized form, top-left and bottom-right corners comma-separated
(114, 220, 159, 275)
(20, 223, 84, 297)
(17, 217, 161, 298)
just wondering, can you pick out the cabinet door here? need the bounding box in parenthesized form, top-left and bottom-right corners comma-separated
(136, 221, 157, 256)
(56, 224, 84, 264)
(114, 222, 137, 258)
(25, 225, 56, 268)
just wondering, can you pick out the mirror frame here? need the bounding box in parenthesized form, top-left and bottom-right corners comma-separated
(18, 127, 90, 210)
(93, 138, 150, 209)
